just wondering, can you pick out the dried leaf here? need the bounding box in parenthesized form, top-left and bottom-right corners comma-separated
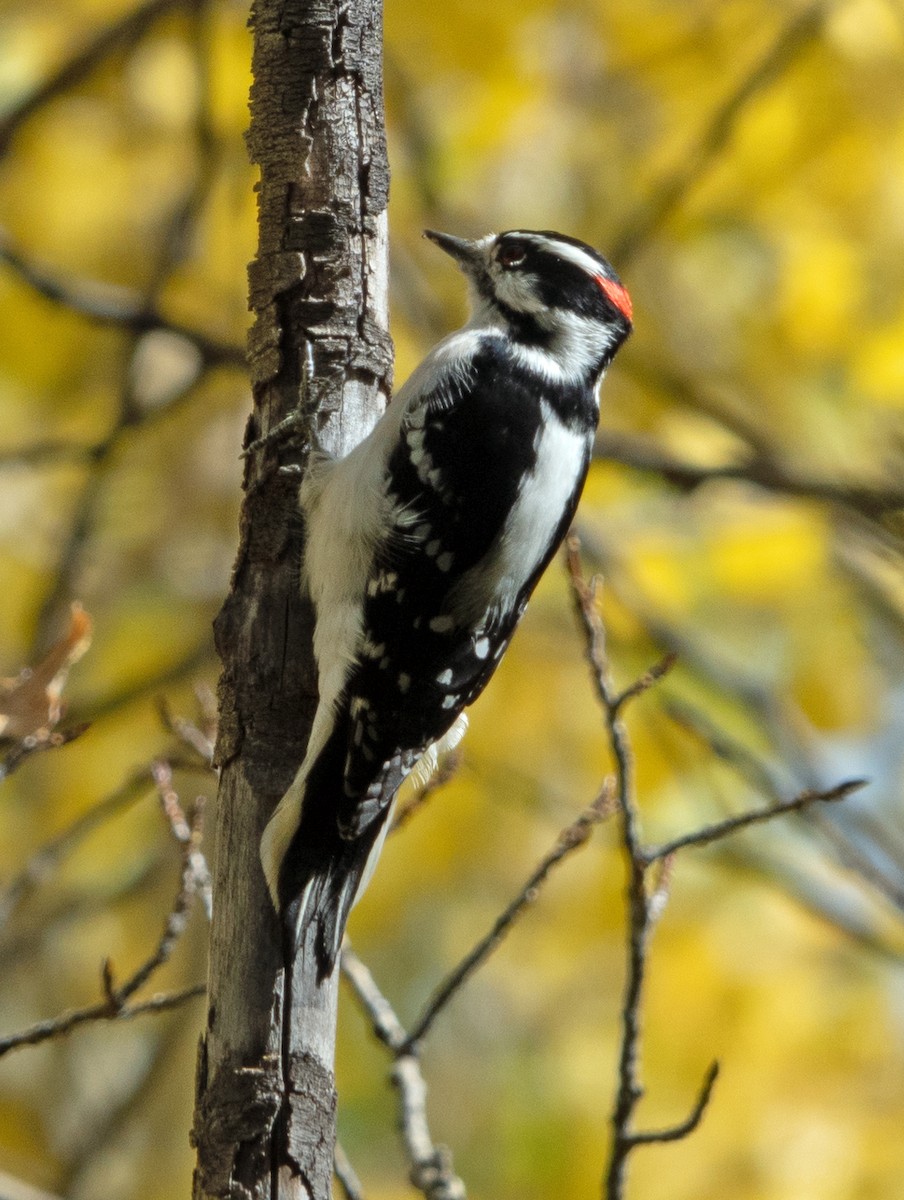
(0, 603, 92, 740)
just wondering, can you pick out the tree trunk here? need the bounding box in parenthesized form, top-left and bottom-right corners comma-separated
(191, 0, 392, 1195)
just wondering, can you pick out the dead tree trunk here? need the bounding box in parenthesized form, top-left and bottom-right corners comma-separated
(191, 0, 392, 1195)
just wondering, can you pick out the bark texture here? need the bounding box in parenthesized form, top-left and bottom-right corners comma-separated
(191, 0, 391, 1195)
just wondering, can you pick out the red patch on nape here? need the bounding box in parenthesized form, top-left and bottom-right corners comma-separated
(595, 275, 633, 322)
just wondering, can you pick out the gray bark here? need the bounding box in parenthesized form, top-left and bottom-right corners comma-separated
(191, 0, 391, 1195)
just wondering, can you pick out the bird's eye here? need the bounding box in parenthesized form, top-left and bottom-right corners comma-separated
(497, 242, 527, 269)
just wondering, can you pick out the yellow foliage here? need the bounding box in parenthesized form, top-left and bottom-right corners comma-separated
(853, 311, 904, 406)
(705, 498, 828, 603)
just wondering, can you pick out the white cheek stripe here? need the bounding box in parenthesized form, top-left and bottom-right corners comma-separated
(516, 232, 606, 280)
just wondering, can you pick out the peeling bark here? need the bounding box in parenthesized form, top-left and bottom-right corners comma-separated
(191, 0, 391, 1196)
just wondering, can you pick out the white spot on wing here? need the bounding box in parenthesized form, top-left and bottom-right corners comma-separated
(437, 669, 453, 685)
(474, 636, 490, 659)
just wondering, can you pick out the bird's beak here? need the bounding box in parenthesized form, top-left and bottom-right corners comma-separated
(423, 230, 484, 273)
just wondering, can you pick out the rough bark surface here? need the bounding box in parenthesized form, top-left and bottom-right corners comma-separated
(191, 0, 391, 1195)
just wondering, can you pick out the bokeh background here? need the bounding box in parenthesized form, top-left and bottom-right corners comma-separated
(1, 0, 903, 1196)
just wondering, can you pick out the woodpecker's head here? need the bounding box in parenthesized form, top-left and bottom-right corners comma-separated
(425, 228, 632, 378)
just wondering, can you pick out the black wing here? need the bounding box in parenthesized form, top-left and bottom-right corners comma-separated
(336, 339, 593, 835)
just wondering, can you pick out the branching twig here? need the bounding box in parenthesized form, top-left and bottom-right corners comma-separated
(565, 535, 865, 1199)
(391, 749, 462, 833)
(341, 944, 407, 1052)
(157, 696, 216, 765)
(0, 723, 89, 784)
(629, 1061, 720, 1146)
(342, 781, 620, 1194)
(0, 984, 205, 1057)
(152, 759, 213, 919)
(566, 538, 716, 1199)
(341, 945, 466, 1200)
(0, 765, 210, 1056)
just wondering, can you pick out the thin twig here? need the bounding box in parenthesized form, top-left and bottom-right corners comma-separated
(152, 759, 213, 919)
(611, 652, 678, 717)
(0, 767, 211, 1056)
(391, 749, 462, 833)
(0, 984, 205, 1057)
(393, 1056, 467, 1200)
(629, 1061, 720, 1146)
(0, 761, 167, 930)
(0, 723, 89, 783)
(565, 538, 718, 1200)
(106, 870, 194, 1003)
(157, 696, 216, 765)
(661, 700, 902, 914)
(341, 946, 466, 1200)
(641, 779, 867, 864)
(404, 786, 615, 1049)
(341, 943, 407, 1051)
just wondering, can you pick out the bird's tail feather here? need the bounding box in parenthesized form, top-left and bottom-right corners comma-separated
(261, 711, 387, 980)
(288, 851, 371, 979)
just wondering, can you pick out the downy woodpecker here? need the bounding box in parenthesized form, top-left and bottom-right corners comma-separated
(261, 229, 633, 975)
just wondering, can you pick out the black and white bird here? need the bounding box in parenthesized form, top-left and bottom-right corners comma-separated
(261, 228, 633, 976)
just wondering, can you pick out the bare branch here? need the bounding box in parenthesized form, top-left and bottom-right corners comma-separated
(391, 749, 462, 833)
(566, 538, 714, 1199)
(629, 1061, 720, 1147)
(392, 1056, 467, 1200)
(0, 762, 162, 929)
(340, 943, 407, 1053)
(565, 536, 867, 1197)
(0, 723, 89, 783)
(152, 760, 213, 919)
(0, 984, 205, 1057)
(157, 696, 216, 766)
(405, 786, 615, 1049)
(341, 946, 466, 1200)
(0, 770, 211, 1058)
(641, 779, 868, 864)
(610, 652, 678, 718)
